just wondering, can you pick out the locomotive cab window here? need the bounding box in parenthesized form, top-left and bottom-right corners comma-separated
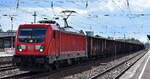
(18, 28, 46, 43)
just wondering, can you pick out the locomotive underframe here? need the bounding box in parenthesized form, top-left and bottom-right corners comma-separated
(13, 51, 87, 70)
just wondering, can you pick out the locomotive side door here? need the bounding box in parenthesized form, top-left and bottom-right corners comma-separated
(55, 30, 61, 57)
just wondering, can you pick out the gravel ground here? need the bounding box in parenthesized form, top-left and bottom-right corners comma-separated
(0, 56, 12, 63)
(0, 68, 30, 79)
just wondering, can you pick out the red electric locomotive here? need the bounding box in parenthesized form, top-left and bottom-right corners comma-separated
(13, 22, 87, 70)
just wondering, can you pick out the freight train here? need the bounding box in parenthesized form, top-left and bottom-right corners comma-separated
(13, 21, 145, 71)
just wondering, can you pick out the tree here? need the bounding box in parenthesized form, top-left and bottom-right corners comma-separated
(0, 24, 3, 32)
(95, 35, 106, 38)
(7, 30, 16, 32)
(95, 35, 101, 37)
(116, 38, 142, 44)
(107, 36, 114, 40)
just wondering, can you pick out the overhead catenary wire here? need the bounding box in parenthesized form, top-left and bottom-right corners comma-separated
(0, 0, 148, 37)
(125, 0, 144, 34)
(110, 0, 144, 35)
(111, 0, 127, 15)
(0, 2, 50, 19)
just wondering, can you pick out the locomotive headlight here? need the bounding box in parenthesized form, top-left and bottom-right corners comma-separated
(39, 49, 44, 52)
(18, 45, 26, 52)
(36, 45, 44, 52)
(39, 45, 44, 52)
(19, 49, 23, 52)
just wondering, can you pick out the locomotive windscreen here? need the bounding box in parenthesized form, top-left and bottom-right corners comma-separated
(18, 28, 46, 43)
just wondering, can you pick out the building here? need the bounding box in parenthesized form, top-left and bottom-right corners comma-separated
(0, 32, 16, 50)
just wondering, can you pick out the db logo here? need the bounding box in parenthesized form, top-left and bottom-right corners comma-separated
(28, 45, 34, 51)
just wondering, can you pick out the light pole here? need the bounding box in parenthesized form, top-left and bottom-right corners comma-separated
(3, 14, 16, 48)
(32, 11, 37, 23)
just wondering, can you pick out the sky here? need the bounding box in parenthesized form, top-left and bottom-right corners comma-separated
(0, 0, 150, 43)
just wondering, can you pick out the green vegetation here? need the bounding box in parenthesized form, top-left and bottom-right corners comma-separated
(116, 38, 142, 44)
(107, 36, 114, 40)
(95, 34, 142, 44)
(0, 24, 3, 32)
(95, 35, 102, 38)
(95, 35, 107, 39)
(7, 30, 16, 32)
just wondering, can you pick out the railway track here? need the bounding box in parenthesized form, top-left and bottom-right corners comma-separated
(89, 49, 148, 79)
(0, 56, 27, 79)
(0, 56, 13, 67)
(0, 65, 17, 72)
(0, 56, 13, 62)
(0, 50, 148, 79)
(0, 71, 40, 79)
